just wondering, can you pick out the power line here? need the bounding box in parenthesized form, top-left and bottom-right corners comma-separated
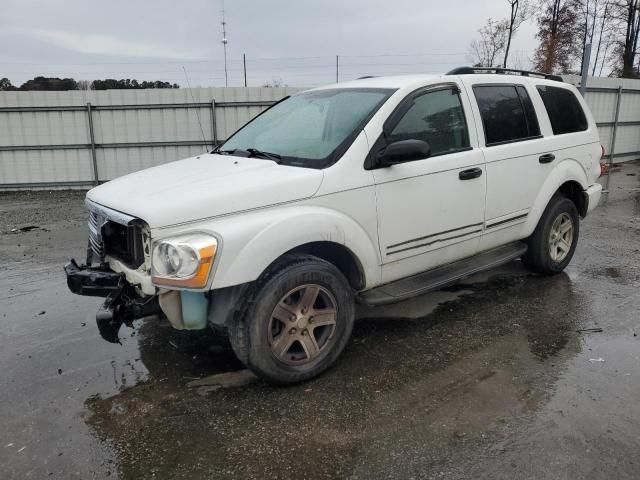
(0, 50, 535, 66)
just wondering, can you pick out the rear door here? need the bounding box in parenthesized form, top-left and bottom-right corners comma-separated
(462, 79, 552, 251)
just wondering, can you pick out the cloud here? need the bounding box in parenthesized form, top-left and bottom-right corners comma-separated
(9, 28, 204, 60)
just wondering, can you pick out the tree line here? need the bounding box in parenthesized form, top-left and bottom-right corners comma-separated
(0, 77, 180, 91)
(469, 0, 640, 77)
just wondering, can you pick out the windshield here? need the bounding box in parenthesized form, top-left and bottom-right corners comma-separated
(218, 88, 395, 168)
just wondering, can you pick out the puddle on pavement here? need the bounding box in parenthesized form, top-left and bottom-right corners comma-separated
(4, 168, 639, 479)
(83, 271, 586, 479)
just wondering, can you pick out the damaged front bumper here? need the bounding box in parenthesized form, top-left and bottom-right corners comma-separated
(65, 258, 210, 343)
(64, 259, 160, 343)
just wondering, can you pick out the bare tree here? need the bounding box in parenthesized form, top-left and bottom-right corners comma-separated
(615, 0, 639, 77)
(509, 50, 529, 69)
(503, 0, 530, 67)
(573, 0, 619, 73)
(468, 18, 510, 67)
(599, 38, 615, 73)
(576, 0, 597, 70)
(262, 77, 287, 88)
(533, 0, 582, 73)
(592, 1, 613, 74)
(76, 80, 92, 91)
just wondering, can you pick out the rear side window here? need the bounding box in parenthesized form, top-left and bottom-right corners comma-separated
(473, 85, 541, 146)
(536, 85, 588, 135)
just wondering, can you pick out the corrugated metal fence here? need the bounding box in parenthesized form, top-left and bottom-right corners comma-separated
(1, 77, 639, 189)
(0, 87, 300, 188)
(564, 75, 640, 164)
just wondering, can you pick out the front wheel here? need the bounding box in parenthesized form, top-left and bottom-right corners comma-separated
(522, 193, 580, 274)
(228, 254, 355, 384)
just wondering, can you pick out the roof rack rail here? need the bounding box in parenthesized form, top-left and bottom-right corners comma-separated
(446, 66, 563, 82)
(357, 75, 377, 79)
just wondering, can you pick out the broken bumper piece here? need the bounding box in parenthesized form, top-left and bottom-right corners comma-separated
(64, 258, 123, 297)
(64, 259, 160, 343)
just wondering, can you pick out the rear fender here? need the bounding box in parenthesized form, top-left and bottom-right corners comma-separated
(522, 158, 589, 235)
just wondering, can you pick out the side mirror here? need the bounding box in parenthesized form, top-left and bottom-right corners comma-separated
(378, 139, 431, 166)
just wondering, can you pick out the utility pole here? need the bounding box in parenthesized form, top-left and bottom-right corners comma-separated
(336, 55, 339, 83)
(243, 53, 247, 87)
(221, 0, 228, 87)
(579, 43, 592, 96)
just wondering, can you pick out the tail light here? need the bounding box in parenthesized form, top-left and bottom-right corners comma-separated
(599, 144, 605, 177)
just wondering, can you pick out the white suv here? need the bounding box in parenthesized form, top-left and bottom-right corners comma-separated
(65, 67, 603, 384)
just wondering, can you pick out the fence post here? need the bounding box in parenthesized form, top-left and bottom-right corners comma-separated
(86, 102, 99, 186)
(210, 99, 218, 148)
(243, 54, 247, 87)
(603, 85, 623, 193)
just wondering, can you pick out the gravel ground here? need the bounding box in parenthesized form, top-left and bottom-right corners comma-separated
(0, 162, 639, 479)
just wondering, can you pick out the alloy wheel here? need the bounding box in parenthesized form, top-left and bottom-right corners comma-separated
(268, 284, 338, 365)
(548, 212, 574, 262)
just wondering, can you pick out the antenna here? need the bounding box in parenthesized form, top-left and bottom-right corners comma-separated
(221, 0, 228, 87)
(182, 66, 212, 150)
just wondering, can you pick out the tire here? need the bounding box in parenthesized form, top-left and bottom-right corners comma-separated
(228, 253, 355, 384)
(522, 193, 580, 275)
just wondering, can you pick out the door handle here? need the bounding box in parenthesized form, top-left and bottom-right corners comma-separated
(539, 153, 555, 164)
(459, 168, 483, 180)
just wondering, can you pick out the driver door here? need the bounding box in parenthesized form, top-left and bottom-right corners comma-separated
(369, 84, 486, 283)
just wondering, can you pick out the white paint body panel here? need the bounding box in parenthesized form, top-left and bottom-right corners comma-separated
(87, 154, 323, 228)
(86, 74, 602, 294)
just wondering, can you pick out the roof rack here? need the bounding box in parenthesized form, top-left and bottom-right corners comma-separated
(446, 66, 563, 82)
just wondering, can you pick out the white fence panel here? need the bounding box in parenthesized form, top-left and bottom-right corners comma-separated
(0, 87, 300, 188)
(1, 77, 639, 189)
(564, 75, 640, 163)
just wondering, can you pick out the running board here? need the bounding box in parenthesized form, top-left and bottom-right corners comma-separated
(359, 242, 528, 306)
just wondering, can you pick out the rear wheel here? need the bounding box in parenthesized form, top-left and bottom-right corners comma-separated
(228, 254, 355, 384)
(523, 193, 580, 274)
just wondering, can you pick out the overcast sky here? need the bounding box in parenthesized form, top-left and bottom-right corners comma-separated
(0, 0, 540, 88)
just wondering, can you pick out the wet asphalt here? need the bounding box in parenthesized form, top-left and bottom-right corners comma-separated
(1, 162, 639, 480)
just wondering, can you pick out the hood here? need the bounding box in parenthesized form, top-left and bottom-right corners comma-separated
(86, 154, 324, 228)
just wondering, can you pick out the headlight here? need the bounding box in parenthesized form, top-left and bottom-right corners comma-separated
(151, 233, 218, 288)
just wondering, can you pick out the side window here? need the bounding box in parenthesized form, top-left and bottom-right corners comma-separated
(473, 85, 540, 146)
(536, 85, 588, 135)
(388, 88, 470, 156)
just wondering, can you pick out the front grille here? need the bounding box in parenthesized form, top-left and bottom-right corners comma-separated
(88, 210, 106, 260)
(86, 200, 146, 269)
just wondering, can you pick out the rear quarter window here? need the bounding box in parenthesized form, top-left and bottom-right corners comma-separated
(473, 85, 540, 146)
(536, 85, 588, 135)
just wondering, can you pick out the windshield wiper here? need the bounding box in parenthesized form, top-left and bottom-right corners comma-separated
(212, 149, 237, 155)
(212, 147, 283, 163)
(246, 148, 282, 163)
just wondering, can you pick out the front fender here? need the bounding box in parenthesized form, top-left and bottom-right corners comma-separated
(209, 206, 381, 290)
(522, 157, 589, 235)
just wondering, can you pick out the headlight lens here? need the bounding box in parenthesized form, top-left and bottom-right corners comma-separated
(151, 233, 218, 288)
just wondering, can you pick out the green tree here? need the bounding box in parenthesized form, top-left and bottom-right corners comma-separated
(0, 77, 16, 90)
(19, 76, 78, 90)
(91, 78, 179, 90)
